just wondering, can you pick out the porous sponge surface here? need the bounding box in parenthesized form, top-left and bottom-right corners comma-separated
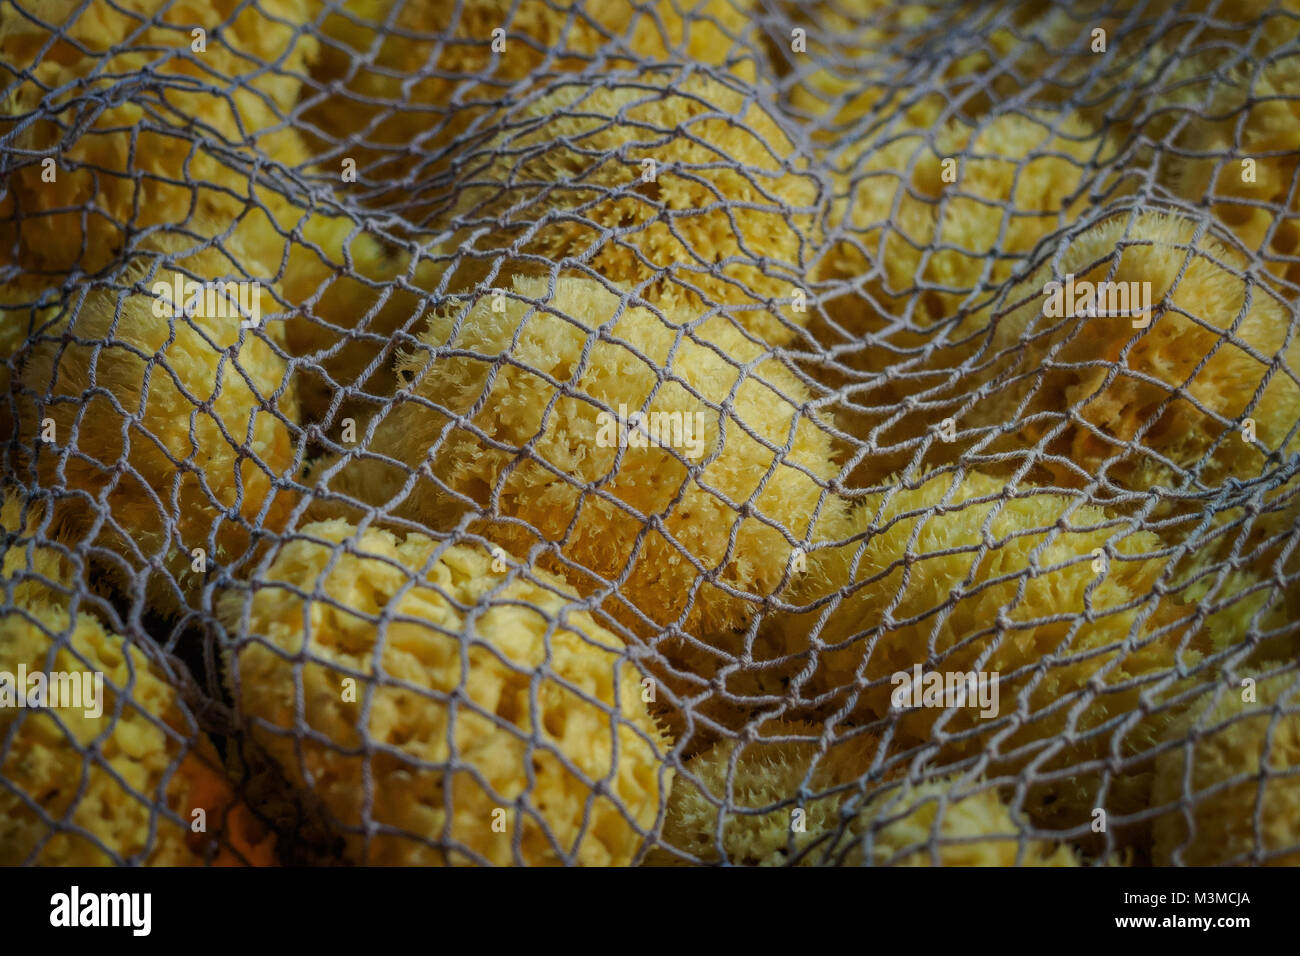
(0, 0, 319, 274)
(769, 469, 1202, 837)
(439, 68, 819, 345)
(820, 110, 1111, 338)
(839, 776, 1080, 867)
(0, 577, 271, 865)
(303, 0, 756, 203)
(221, 518, 670, 865)
(323, 273, 844, 647)
(17, 242, 300, 611)
(1153, 669, 1300, 866)
(973, 212, 1300, 492)
(650, 719, 1078, 866)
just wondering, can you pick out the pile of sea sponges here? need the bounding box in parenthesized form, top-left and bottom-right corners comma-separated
(2, 0, 1299, 867)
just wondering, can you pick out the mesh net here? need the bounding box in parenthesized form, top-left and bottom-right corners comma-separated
(2, 0, 1300, 867)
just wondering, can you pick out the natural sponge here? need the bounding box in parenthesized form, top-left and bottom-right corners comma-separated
(841, 776, 1081, 867)
(772, 470, 1201, 834)
(649, 719, 1078, 866)
(437, 69, 819, 346)
(648, 720, 882, 866)
(302, 0, 755, 212)
(279, 213, 446, 423)
(0, 0, 319, 274)
(818, 110, 1110, 342)
(1152, 667, 1300, 865)
(317, 274, 844, 650)
(1, 495, 274, 865)
(771, 0, 1009, 142)
(2, 491, 77, 610)
(0, 607, 274, 865)
(220, 518, 670, 866)
(16, 240, 301, 612)
(0, 279, 59, 445)
(1160, 56, 1300, 286)
(1118, 5, 1300, 285)
(968, 211, 1300, 492)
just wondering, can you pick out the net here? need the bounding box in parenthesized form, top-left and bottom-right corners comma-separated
(2, 0, 1299, 867)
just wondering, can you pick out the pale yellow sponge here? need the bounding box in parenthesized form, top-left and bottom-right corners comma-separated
(0, 599, 274, 864)
(772, 0, 1010, 140)
(2, 491, 77, 610)
(438, 69, 819, 346)
(1152, 668, 1300, 865)
(318, 274, 844, 653)
(972, 212, 1300, 492)
(1100, 2, 1300, 282)
(785, 471, 1195, 725)
(0, 277, 59, 443)
(648, 719, 1078, 866)
(16, 240, 301, 612)
(280, 214, 446, 423)
(838, 776, 1081, 867)
(1167, 559, 1299, 666)
(771, 470, 1202, 834)
(302, 0, 755, 209)
(0, 0, 319, 274)
(818, 110, 1110, 344)
(1161, 56, 1300, 285)
(220, 518, 670, 866)
(647, 719, 887, 865)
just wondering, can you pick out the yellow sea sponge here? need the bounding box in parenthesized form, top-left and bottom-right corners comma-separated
(438, 69, 819, 346)
(279, 213, 447, 423)
(0, 277, 61, 444)
(0, 0, 319, 274)
(220, 518, 670, 866)
(1090, 0, 1300, 253)
(648, 719, 1078, 866)
(772, 0, 1015, 140)
(771, 470, 1203, 835)
(317, 274, 844, 653)
(302, 0, 755, 210)
(647, 720, 886, 866)
(1169, 557, 1300, 667)
(969, 211, 1300, 492)
(2, 491, 77, 610)
(1152, 667, 1300, 865)
(839, 776, 1081, 867)
(785, 471, 1197, 726)
(819, 110, 1109, 342)
(811, 111, 1114, 493)
(955, 0, 1289, 130)
(16, 240, 301, 613)
(0, 605, 274, 865)
(1160, 56, 1300, 286)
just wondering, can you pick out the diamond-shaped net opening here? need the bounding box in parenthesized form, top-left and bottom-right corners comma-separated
(2, 0, 1299, 866)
